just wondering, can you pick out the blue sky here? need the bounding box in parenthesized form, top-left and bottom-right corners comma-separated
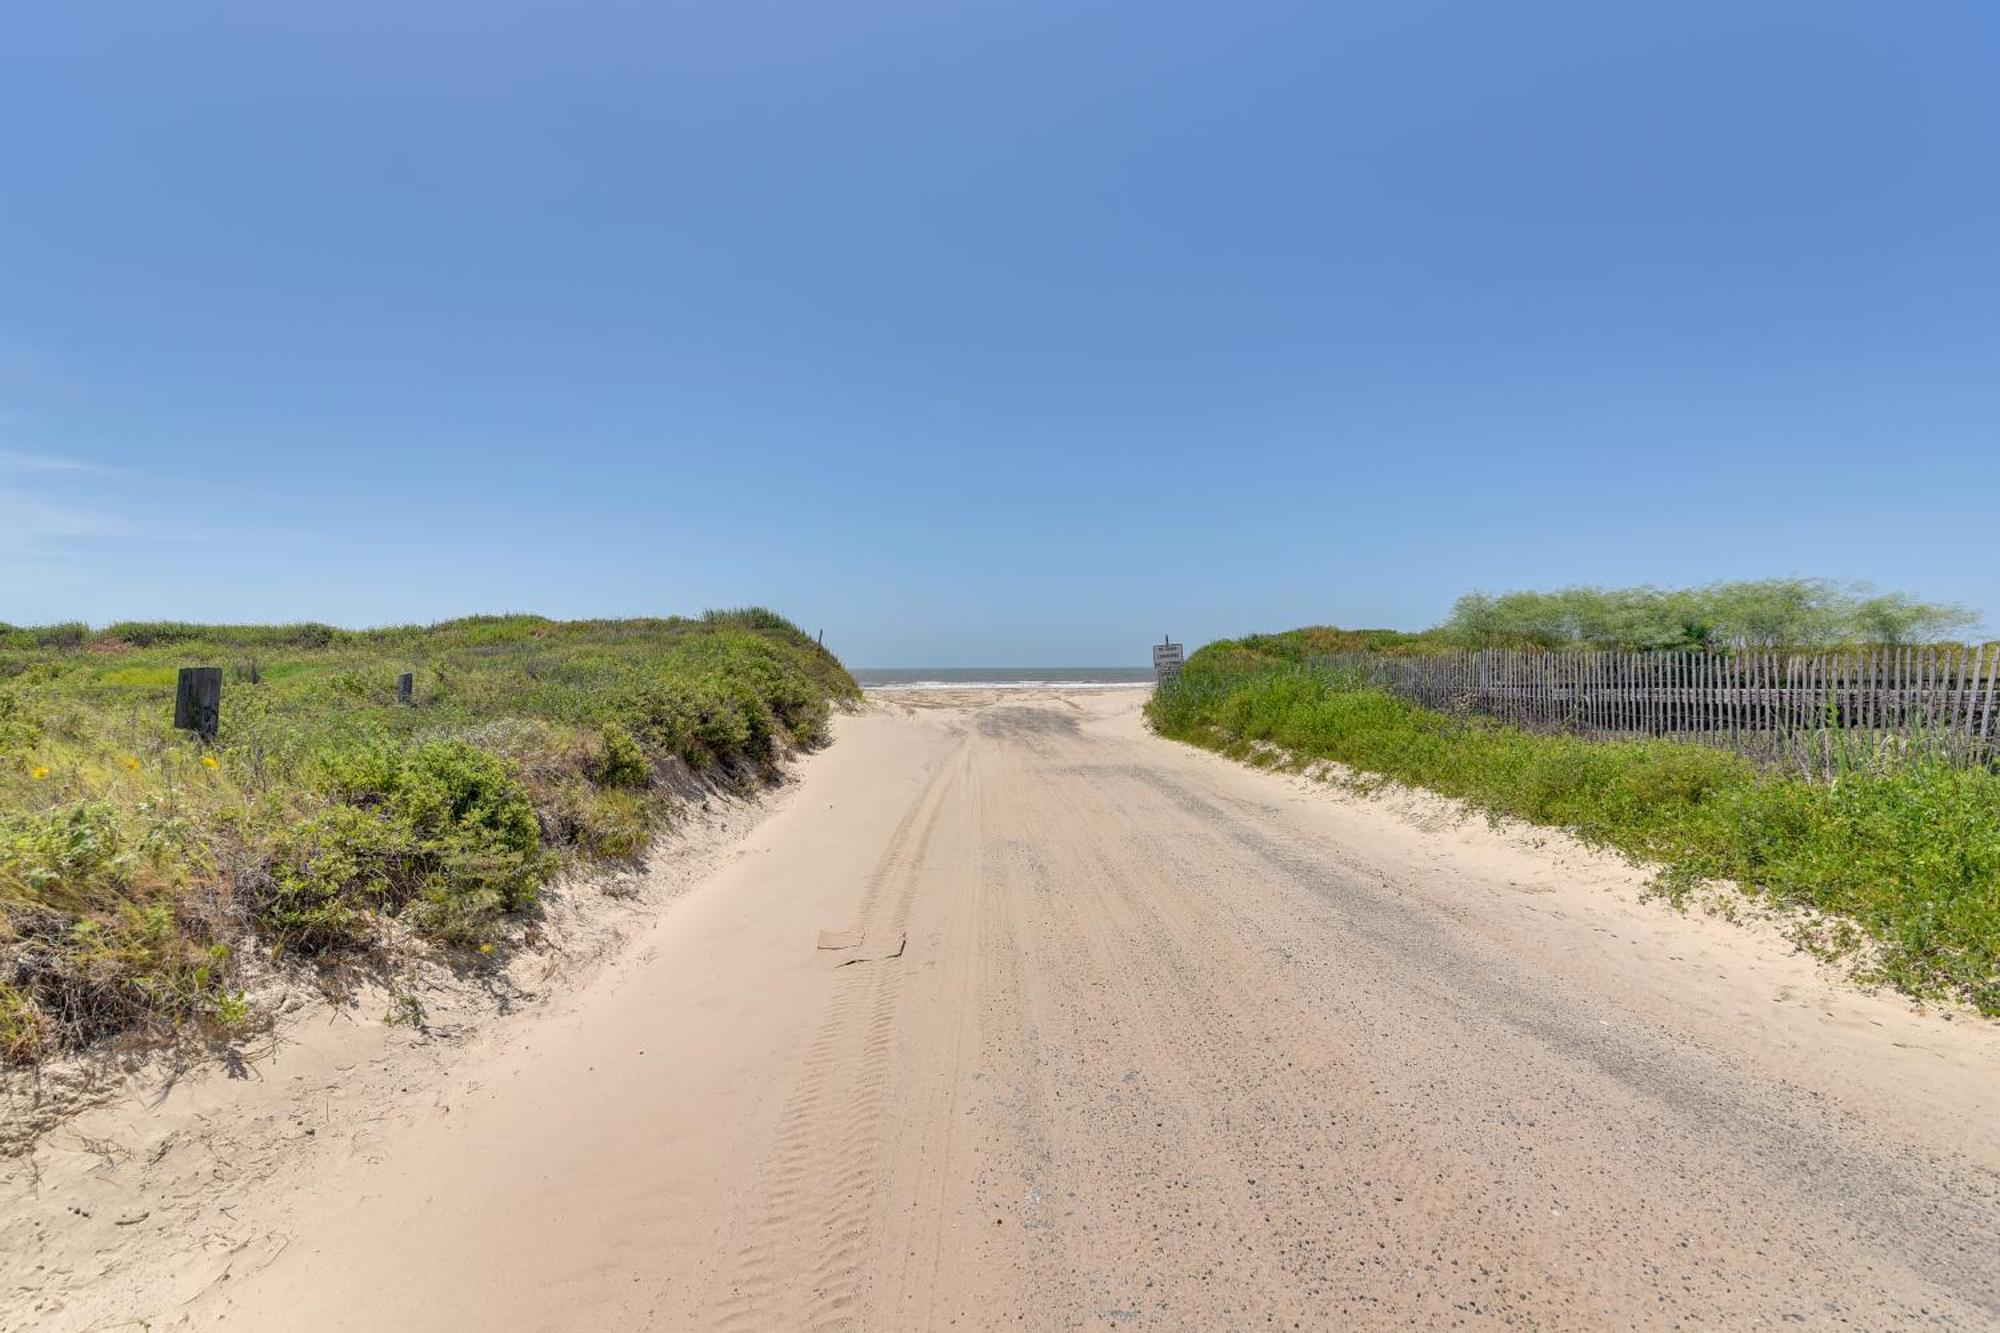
(3, 2, 1995, 665)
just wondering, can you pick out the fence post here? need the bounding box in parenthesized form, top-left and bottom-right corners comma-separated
(174, 667, 222, 742)
(1657, 652, 1667, 737)
(1956, 646, 1977, 761)
(1979, 646, 1998, 752)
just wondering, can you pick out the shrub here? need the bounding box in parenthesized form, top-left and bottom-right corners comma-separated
(262, 805, 412, 952)
(31, 622, 89, 651)
(253, 740, 555, 953)
(574, 787, 654, 860)
(0, 689, 41, 754)
(622, 681, 756, 765)
(729, 682, 778, 760)
(0, 803, 131, 915)
(101, 621, 206, 647)
(299, 739, 548, 947)
(595, 724, 651, 788)
(785, 695, 832, 748)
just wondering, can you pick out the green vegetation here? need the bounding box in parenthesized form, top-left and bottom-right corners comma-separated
(1442, 578, 1977, 651)
(1149, 646, 2000, 1015)
(0, 611, 857, 1060)
(1191, 580, 1983, 673)
(1191, 626, 1450, 668)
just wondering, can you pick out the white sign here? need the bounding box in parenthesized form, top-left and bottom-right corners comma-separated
(1153, 640, 1184, 682)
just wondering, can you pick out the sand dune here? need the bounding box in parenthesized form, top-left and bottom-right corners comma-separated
(9, 687, 1999, 1329)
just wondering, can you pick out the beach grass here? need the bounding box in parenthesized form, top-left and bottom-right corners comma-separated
(0, 610, 857, 1060)
(1149, 651, 2000, 1015)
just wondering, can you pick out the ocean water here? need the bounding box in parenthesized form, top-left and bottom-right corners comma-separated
(853, 667, 1156, 690)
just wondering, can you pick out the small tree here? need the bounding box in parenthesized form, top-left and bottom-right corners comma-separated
(1849, 593, 1977, 646)
(1437, 579, 1980, 650)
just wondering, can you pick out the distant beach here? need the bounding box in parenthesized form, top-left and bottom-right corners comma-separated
(853, 667, 1154, 690)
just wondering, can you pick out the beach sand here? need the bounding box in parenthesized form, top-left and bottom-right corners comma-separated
(6, 687, 1998, 1329)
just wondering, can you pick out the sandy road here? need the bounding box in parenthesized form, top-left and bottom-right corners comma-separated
(185, 688, 1999, 1329)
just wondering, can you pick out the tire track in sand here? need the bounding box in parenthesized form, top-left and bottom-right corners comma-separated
(703, 740, 968, 1332)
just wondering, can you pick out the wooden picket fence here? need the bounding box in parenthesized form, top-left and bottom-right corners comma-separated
(1313, 645, 2000, 778)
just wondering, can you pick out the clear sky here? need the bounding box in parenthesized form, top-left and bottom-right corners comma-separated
(3, 3, 1995, 665)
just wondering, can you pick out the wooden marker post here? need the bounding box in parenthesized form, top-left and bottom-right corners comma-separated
(174, 667, 223, 741)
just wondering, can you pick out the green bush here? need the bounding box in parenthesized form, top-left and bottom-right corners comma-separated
(620, 680, 769, 765)
(594, 724, 651, 788)
(30, 622, 90, 651)
(288, 739, 548, 948)
(0, 803, 131, 915)
(0, 688, 40, 753)
(263, 805, 411, 952)
(729, 682, 778, 760)
(621, 681, 709, 763)
(575, 787, 654, 860)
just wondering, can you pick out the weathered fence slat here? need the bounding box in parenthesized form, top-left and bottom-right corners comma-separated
(1982, 646, 1993, 743)
(1312, 640, 1999, 778)
(1956, 647, 1976, 761)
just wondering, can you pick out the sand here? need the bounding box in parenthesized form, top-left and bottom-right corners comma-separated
(5, 687, 1998, 1330)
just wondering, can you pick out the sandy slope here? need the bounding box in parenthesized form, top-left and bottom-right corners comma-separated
(11, 688, 2000, 1330)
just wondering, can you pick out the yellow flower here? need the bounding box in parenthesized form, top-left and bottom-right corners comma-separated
(122, 755, 141, 771)
(30, 766, 49, 781)
(477, 943, 495, 955)
(201, 755, 220, 770)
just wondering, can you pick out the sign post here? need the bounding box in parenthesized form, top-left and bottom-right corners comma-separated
(174, 667, 223, 741)
(1152, 636, 1184, 686)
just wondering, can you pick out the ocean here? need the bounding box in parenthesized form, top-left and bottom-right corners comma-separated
(852, 667, 1156, 690)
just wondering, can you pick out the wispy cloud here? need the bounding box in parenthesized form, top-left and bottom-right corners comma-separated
(0, 447, 130, 557)
(0, 495, 121, 555)
(0, 446, 266, 566)
(0, 447, 122, 476)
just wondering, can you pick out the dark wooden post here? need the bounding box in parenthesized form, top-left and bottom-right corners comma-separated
(397, 672, 415, 704)
(174, 667, 222, 741)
